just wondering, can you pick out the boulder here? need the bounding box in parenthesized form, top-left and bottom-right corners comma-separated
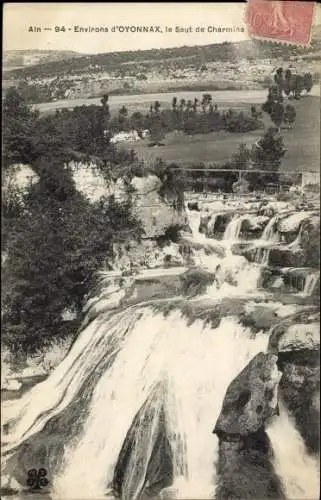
(214, 354, 285, 500)
(268, 247, 305, 268)
(268, 310, 320, 453)
(113, 383, 173, 499)
(268, 310, 320, 354)
(277, 212, 314, 234)
(198, 214, 212, 235)
(214, 353, 281, 437)
(241, 215, 270, 235)
(215, 429, 285, 500)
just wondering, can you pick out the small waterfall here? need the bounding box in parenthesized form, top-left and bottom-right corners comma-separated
(302, 272, 320, 296)
(223, 215, 244, 242)
(261, 215, 279, 243)
(254, 215, 279, 265)
(267, 403, 320, 500)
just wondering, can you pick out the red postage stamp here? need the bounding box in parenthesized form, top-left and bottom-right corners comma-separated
(246, 0, 316, 46)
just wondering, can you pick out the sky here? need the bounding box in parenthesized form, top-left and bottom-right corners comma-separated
(3, 2, 321, 54)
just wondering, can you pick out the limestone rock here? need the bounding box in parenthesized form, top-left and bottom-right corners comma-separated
(268, 310, 320, 354)
(241, 215, 270, 234)
(130, 175, 188, 239)
(214, 353, 281, 437)
(277, 212, 314, 233)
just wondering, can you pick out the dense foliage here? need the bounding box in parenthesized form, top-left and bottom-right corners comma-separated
(2, 89, 143, 355)
(107, 97, 262, 138)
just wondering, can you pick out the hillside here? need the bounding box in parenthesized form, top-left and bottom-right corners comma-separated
(3, 50, 84, 71)
(5, 34, 321, 80)
(3, 25, 320, 103)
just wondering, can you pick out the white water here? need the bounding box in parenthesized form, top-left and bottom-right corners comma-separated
(302, 272, 320, 296)
(53, 313, 268, 499)
(2, 204, 319, 500)
(267, 403, 320, 500)
(223, 214, 244, 242)
(3, 309, 269, 500)
(254, 215, 280, 265)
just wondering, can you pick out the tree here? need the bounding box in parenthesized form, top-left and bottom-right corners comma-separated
(252, 127, 286, 172)
(283, 69, 292, 97)
(2, 87, 39, 169)
(303, 72, 313, 93)
(270, 102, 284, 131)
(283, 104, 296, 129)
(100, 93, 109, 107)
(232, 143, 251, 170)
(201, 93, 212, 113)
(119, 105, 128, 118)
(2, 157, 141, 354)
(179, 98, 186, 112)
(274, 67, 284, 90)
(293, 74, 304, 100)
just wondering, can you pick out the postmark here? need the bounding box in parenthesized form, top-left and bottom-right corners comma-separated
(246, 0, 316, 46)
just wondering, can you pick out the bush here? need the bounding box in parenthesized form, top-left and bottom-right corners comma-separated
(2, 159, 142, 355)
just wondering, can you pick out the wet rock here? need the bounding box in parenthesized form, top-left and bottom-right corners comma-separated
(268, 310, 320, 354)
(268, 247, 305, 268)
(215, 428, 285, 500)
(277, 212, 315, 234)
(199, 214, 211, 235)
(212, 213, 234, 238)
(180, 268, 216, 297)
(113, 385, 173, 499)
(273, 322, 319, 353)
(187, 202, 200, 211)
(124, 270, 187, 305)
(241, 215, 270, 238)
(268, 311, 320, 454)
(214, 353, 280, 437)
(279, 362, 320, 454)
(214, 353, 284, 500)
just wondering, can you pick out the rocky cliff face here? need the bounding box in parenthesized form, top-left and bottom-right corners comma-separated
(3, 162, 190, 273)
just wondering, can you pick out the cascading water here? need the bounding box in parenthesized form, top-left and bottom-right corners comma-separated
(254, 215, 280, 265)
(267, 402, 320, 500)
(223, 214, 244, 243)
(302, 271, 320, 296)
(2, 308, 269, 500)
(2, 203, 319, 500)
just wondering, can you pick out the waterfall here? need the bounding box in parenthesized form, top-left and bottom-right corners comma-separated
(3, 202, 319, 500)
(267, 403, 320, 500)
(302, 272, 320, 296)
(261, 215, 280, 243)
(3, 308, 268, 500)
(254, 215, 280, 265)
(223, 215, 244, 242)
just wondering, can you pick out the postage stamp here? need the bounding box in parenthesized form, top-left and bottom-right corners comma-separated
(246, 0, 316, 46)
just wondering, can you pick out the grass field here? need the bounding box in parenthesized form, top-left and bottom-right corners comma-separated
(120, 95, 320, 173)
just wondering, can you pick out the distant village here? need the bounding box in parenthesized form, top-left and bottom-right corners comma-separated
(4, 52, 319, 103)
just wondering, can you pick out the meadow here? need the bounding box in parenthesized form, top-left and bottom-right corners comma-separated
(120, 94, 320, 174)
